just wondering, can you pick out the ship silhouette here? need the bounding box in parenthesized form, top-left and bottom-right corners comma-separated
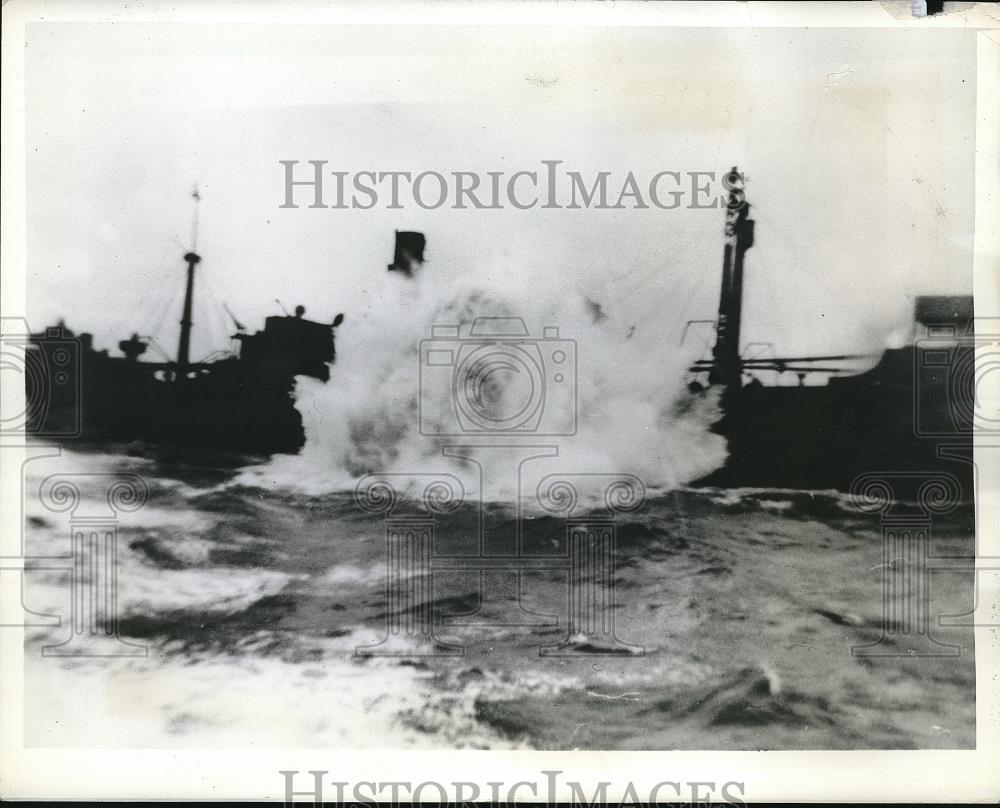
(25, 229, 428, 456)
(25, 180, 975, 493)
(689, 168, 975, 495)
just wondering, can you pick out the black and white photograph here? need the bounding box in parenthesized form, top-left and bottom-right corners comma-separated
(1, 0, 998, 802)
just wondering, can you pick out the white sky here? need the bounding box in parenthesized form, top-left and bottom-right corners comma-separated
(25, 22, 976, 362)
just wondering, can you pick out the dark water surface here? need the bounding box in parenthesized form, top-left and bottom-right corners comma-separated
(22, 447, 975, 749)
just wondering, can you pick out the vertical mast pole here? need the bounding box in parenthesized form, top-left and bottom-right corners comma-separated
(176, 186, 201, 376)
(709, 168, 754, 388)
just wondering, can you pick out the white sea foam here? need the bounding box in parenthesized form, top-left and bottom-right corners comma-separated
(118, 567, 296, 615)
(24, 562, 295, 619)
(241, 257, 728, 501)
(23, 626, 524, 749)
(316, 562, 391, 588)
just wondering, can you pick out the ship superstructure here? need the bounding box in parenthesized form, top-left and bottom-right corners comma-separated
(26, 208, 344, 455)
(690, 168, 975, 493)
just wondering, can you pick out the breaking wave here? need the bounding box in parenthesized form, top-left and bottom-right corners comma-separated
(244, 255, 727, 500)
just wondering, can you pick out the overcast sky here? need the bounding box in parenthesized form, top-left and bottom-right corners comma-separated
(25, 22, 976, 363)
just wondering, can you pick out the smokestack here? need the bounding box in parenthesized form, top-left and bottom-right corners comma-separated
(387, 231, 426, 278)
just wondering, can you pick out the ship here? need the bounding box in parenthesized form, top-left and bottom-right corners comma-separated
(689, 168, 975, 495)
(24, 177, 974, 493)
(25, 228, 426, 456)
(26, 272, 336, 457)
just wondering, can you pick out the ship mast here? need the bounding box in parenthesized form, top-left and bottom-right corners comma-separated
(709, 167, 755, 388)
(176, 185, 201, 375)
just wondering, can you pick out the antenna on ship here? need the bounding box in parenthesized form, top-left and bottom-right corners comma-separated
(223, 302, 245, 333)
(176, 184, 202, 376)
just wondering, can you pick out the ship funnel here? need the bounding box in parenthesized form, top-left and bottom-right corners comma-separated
(387, 231, 426, 277)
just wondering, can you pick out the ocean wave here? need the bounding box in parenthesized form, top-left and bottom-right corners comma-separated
(237, 268, 727, 500)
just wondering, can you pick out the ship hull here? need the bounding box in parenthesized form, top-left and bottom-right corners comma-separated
(28, 311, 337, 457)
(697, 344, 975, 497)
(30, 355, 309, 456)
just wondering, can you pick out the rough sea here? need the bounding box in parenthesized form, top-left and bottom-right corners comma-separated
(21, 445, 975, 750)
(19, 278, 977, 750)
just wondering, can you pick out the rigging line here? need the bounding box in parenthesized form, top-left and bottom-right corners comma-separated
(624, 261, 704, 345)
(646, 274, 693, 339)
(618, 246, 689, 306)
(107, 264, 165, 340)
(210, 288, 236, 353)
(612, 241, 703, 332)
(144, 336, 173, 362)
(597, 235, 686, 311)
(198, 270, 232, 350)
(113, 271, 161, 336)
(126, 263, 182, 328)
(671, 262, 703, 317)
(144, 303, 180, 363)
(107, 293, 134, 348)
(200, 267, 228, 316)
(620, 261, 683, 326)
(119, 286, 164, 344)
(147, 284, 182, 343)
(195, 276, 217, 342)
(195, 349, 229, 364)
(676, 253, 716, 332)
(747, 248, 784, 353)
(191, 292, 220, 356)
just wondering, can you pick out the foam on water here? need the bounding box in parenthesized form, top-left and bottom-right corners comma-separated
(25, 557, 296, 619)
(317, 562, 396, 587)
(18, 447, 977, 750)
(241, 257, 727, 500)
(24, 645, 506, 748)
